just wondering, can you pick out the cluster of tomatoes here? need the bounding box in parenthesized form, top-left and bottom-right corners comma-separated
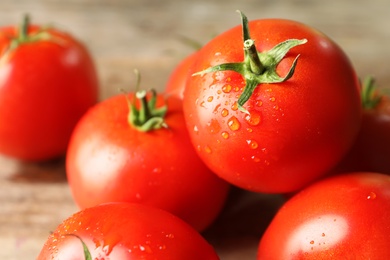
(1, 11, 390, 260)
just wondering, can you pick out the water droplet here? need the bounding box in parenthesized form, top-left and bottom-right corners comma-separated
(204, 146, 212, 153)
(273, 105, 279, 110)
(213, 104, 221, 114)
(251, 156, 260, 162)
(152, 168, 161, 174)
(139, 245, 152, 253)
(246, 128, 253, 133)
(222, 84, 232, 93)
(227, 116, 241, 131)
(158, 245, 166, 250)
(193, 125, 199, 134)
(200, 101, 206, 108)
(251, 155, 260, 162)
(207, 96, 213, 102)
(246, 140, 258, 149)
(207, 119, 221, 134)
(269, 96, 276, 102)
(261, 148, 268, 154)
(231, 102, 238, 111)
(221, 131, 229, 139)
(245, 111, 262, 126)
(217, 89, 222, 94)
(256, 100, 263, 107)
(234, 86, 241, 92)
(322, 233, 326, 237)
(166, 233, 175, 239)
(226, 77, 231, 82)
(367, 192, 377, 200)
(264, 160, 270, 165)
(221, 108, 229, 117)
(196, 145, 201, 152)
(310, 240, 315, 245)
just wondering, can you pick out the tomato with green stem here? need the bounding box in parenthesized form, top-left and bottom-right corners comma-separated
(38, 202, 220, 260)
(183, 11, 361, 193)
(0, 15, 99, 161)
(331, 76, 390, 174)
(165, 35, 203, 99)
(165, 51, 198, 99)
(257, 172, 390, 259)
(66, 71, 230, 232)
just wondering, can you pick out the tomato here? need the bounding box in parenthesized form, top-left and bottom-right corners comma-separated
(66, 84, 230, 232)
(165, 52, 197, 99)
(0, 15, 99, 161)
(331, 77, 390, 174)
(38, 202, 220, 260)
(183, 11, 361, 193)
(257, 172, 390, 259)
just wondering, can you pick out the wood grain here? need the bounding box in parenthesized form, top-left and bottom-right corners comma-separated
(0, 0, 389, 259)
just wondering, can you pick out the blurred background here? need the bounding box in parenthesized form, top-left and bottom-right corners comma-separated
(0, 0, 389, 259)
(1, 0, 388, 98)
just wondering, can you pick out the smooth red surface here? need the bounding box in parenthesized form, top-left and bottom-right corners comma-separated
(258, 172, 390, 259)
(183, 18, 361, 193)
(66, 93, 230, 232)
(38, 203, 220, 260)
(0, 24, 99, 161)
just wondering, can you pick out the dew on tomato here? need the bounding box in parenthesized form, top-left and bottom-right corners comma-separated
(367, 191, 376, 200)
(221, 131, 229, 139)
(244, 111, 262, 126)
(227, 116, 241, 130)
(247, 139, 258, 149)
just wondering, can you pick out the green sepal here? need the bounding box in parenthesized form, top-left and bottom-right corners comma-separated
(192, 10, 307, 113)
(361, 76, 382, 110)
(65, 234, 92, 260)
(127, 89, 168, 132)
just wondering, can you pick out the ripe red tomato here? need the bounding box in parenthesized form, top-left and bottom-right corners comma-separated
(165, 52, 197, 99)
(38, 202, 220, 260)
(331, 77, 390, 174)
(0, 15, 99, 161)
(66, 88, 230, 232)
(257, 172, 390, 259)
(183, 12, 361, 193)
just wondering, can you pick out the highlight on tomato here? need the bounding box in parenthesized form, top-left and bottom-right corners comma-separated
(183, 11, 362, 193)
(257, 172, 390, 259)
(66, 71, 230, 232)
(38, 202, 220, 260)
(0, 15, 99, 161)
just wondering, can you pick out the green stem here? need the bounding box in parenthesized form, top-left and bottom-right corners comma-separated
(126, 71, 168, 132)
(361, 76, 382, 109)
(65, 234, 92, 260)
(192, 10, 307, 113)
(19, 14, 30, 41)
(244, 39, 264, 75)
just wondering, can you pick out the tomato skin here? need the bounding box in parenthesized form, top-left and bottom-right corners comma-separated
(0, 24, 99, 161)
(257, 172, 390, 259)
(38, 202, 220, 260)
(66, 94, 230, 232)
(165, 52, 197, 99)
(183, 18, 361, 193)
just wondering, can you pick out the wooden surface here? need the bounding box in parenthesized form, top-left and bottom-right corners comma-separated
(0, 0, 389, 259)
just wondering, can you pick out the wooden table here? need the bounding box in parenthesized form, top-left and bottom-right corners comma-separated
(0, 0, 389, 259)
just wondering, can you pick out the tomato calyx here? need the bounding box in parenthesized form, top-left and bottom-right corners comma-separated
(126, 70, 168, 132)
(361, 76, 382, 109)
(65, 234, 92, 260)
(3, 14, 52, 56)
(193, 11, 307, 113)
